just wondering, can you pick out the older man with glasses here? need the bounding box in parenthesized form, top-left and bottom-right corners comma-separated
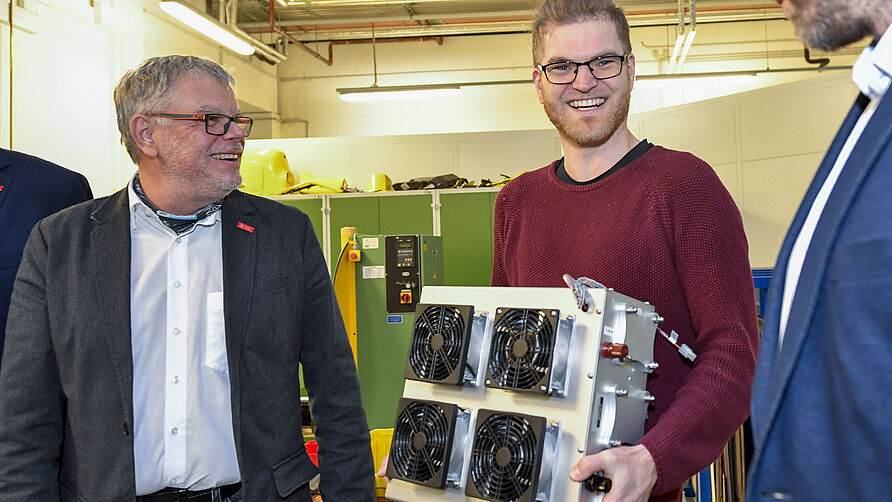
(489, 1, 760, 500)
(0, 55, 375, 501)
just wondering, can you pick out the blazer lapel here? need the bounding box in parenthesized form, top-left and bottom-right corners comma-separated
(221, 191, 257, 457)
(751, 93, 870, 448)
(89, 189, 135, 418)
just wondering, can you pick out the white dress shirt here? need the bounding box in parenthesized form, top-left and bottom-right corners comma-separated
(779, 26, 892, 347)
(128, 182, 241, 495)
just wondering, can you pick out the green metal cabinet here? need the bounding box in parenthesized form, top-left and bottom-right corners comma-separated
(353, 234, 443, 429)
(439, 191, 496, 286)
(267, 189, 500, 426)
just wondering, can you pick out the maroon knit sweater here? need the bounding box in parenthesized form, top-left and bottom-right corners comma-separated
(492, 147, 759, 500)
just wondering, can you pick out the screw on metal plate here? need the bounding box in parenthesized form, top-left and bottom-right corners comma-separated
(587, 372, 594, 379)
(615, 388, 628, 397)
(646, 361, 660, 370)
(485, 379, 492, 385)
(596, 309, 602, 314)
(540, 385, 548, 392)
(643, 392, 655, 402)
(625, 306, 639, 314)
(609, 439, 623, 447)
(577, 446, 584, 453)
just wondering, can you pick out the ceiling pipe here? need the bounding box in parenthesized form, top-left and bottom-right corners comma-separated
(803, 46, 830, 67)
(269, 0, 334, 65)
(242, 4, 785, 40)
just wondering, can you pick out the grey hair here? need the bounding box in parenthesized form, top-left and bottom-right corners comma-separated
(113, 55, 236, 163)
(531, 0, 632, 64)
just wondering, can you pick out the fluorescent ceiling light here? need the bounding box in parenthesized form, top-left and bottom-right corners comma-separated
(159, 1, 255, 56)
(666, 33, 685, 74)
(676, 30, 697, 73)
(337, 84, 462, 102)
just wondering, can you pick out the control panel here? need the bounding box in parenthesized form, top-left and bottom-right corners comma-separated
(385, 235, 421, 313)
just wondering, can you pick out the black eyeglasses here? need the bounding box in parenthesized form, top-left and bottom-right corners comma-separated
(537, 54, 628, 84)
(147, 113, 253, 136)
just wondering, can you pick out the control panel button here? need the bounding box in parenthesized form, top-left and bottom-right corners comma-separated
(399, 290, 412, 304)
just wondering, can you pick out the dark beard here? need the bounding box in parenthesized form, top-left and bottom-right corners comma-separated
(794, 2, 874, 50)
(543, 92, 630, 148)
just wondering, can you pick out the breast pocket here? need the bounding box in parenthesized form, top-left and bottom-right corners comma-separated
(205, 291, 229, 373)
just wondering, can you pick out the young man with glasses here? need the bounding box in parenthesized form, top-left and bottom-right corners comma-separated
(491, 1, 759, 500)
(0, 55, 375, 501)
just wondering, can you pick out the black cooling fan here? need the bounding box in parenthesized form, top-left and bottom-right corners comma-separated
(486, 308, 558, 393)
(405, 304, 475, 385)
(465, 409, 546, 502)
(386, 398, 459, 488)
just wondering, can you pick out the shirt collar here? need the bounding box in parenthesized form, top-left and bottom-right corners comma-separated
(852, 23, 892, 101)
(127, 175, 221, 232)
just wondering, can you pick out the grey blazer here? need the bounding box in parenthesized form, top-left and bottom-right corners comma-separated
(0, 189, 375, 501)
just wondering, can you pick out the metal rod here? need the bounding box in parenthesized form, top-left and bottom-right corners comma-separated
(372, 24, 378, 87)
(691, 0, 697, 30)
(678, 0, 685, 36)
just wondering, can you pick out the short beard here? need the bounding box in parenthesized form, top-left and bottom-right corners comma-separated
(543, 91, 631, 148)
(794, 1, 875, 50)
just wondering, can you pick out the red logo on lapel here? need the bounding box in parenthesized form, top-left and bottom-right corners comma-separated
(0, 185, 5, 192)
(237, 222, 254, 233)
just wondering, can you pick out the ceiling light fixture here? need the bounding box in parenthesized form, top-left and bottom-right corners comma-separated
(337, 24, 462, 102)
(666, 0, 686, 73)
(676, 0, 697, 72)
(337, 83, 462, 102)
(159, 1, 255, 56)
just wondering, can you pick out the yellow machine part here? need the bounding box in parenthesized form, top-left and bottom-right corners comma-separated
(238, 148, 297, 196)
(366, 173, 393, 192)
(281, 171, 349, 194)
(370, 428, 394, 497)
(332, 227, 359, 367)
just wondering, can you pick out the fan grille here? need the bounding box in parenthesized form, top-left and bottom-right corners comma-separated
(408, 305, 467, 382)
(487, 309, 556, 391)
(391, 400, 453, 485)
(468, 412, 542, 501)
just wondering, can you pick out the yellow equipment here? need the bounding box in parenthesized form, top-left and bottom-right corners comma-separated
(281, 171, 350, 194)
(366, 173, 393, 192)
(332, 227, 359, 366)
(239, 148, 297, 196)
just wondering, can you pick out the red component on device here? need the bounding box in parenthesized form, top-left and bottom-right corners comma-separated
(601, 342, 629, 359)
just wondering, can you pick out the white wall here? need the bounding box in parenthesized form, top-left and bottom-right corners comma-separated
(0, 0, 279, 196)
(249, 71, 859, 268)
(279, 19, 864, 138)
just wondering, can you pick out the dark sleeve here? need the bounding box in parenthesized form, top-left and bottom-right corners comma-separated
(295, 212, 376, 501)
(53, 172, 92, 213)
(639, 157, 760, 494)
(0, 223, 64, 500)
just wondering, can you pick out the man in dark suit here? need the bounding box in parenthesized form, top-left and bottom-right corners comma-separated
(0, 55, 375, 501)
(0, 148, 91, 362)
(748, 1, 892, 500)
